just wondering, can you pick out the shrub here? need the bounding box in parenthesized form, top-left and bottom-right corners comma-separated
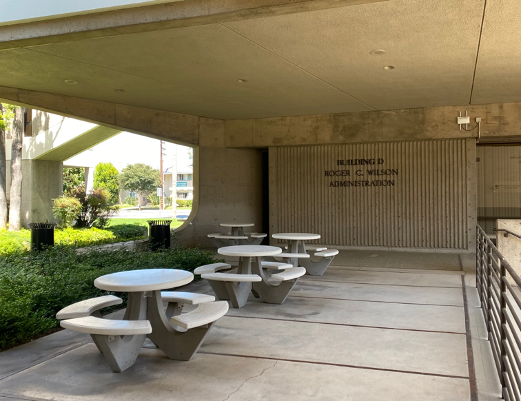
(0, 245, 218, 350)
(0, 225, 147, 257)
(164, 197, 172, 207)
(52, 196, 82, 228)
(68, 187, 116, 229)
(106, 224, 146, 239)
(147, 193, 160, 206)
(123, 196, 138, 206)
(176, 199, 193, 208)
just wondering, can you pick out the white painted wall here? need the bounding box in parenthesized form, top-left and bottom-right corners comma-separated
(5, 112, 96, 160)
(0, 0, 183, 26)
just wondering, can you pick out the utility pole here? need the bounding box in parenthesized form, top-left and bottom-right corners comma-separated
(172, 145, 177, 220)
(159, 140, 163, 210)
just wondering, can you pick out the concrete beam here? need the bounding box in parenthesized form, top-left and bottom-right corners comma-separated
(0, 86, 200, 146)
(0, 0, 387, 50)
(225, 102, 521, 147)
(35, 125, 121, 161)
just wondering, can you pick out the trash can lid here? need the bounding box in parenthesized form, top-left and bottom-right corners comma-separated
(28, 223, 57, 229)
(147, 220, 172, 226)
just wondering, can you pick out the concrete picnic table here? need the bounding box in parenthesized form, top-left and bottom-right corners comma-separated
(271, 233, 339, 276)
(57, 269, 228, 372)
(94, 269, 195, 358)
(208, 223, 266, 246)
(202, 245, 306, 307)
(219, 223, 255, 236)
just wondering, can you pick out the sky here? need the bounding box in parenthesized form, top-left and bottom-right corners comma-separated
(65, 132, 193, 172)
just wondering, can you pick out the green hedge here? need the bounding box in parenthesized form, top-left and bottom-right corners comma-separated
(0, 225, 146, 257)
(176, 199, 193, 208)
(0, 245, 217, 351)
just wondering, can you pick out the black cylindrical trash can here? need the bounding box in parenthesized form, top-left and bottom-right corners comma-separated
(28, 223, 57, 251)
(147, 220, 172, 251)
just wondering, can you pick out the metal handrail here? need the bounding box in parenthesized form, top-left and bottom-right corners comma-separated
(493, 228, 522, 239)
(476, 225, 521, 401)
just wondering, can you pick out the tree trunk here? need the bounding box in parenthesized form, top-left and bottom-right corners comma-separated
(9, 107, 23, 231)
(137, 192, 142, 211)
(0, 104, 7, 230)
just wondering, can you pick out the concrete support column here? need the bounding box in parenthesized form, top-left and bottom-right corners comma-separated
(21, 160, 63, 227)
(85, 166, 94, 192)
(175, 119, 263, 248)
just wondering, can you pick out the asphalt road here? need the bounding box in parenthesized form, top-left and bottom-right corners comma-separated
(113, 208, 190, 219)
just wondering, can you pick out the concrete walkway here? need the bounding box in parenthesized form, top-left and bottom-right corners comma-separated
(0, 252, 500, 400)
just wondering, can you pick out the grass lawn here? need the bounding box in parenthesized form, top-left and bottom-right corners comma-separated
(107, 218, 185, 229)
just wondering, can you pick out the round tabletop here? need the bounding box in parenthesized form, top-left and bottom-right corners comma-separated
(272, 233, 321, 241)
(94, 269, 194, 292)
(220, 223, 255, 227)
(218, 245, 282, 257)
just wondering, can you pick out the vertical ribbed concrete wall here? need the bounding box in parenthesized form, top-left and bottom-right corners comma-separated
(476, 144, 521, 234)
(269, 138, 476, 250)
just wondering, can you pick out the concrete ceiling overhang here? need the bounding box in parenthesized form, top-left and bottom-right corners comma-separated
(0, 0, 519, 120)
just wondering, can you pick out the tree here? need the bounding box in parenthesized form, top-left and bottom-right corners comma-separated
(63, 167, 85, 194)
(0, 103, 14, 230)
(9, 107, 23, 231)
(119, 163, 160, 210)
(93, 162, 120, 204)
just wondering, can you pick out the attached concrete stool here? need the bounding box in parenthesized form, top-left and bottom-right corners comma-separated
(213, 235, 249, 246)
(201, 272, 261, 308)
(56, 295, 124, 355)
(161, 291, 215, 319)
(146, 297, 229, 361)
(260, 261, 293, 270)
(243, 232, 268, 245)
(300, 249, 340, 276)
(194, 263, 232, 300)
(56, 295, 122, 319)
(252, 265, 306, 304)
(60, 316, 151, 373)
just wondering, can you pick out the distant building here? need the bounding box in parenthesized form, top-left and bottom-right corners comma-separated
(164, 165, 194, 201)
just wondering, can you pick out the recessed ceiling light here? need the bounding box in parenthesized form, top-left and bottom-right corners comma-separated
(369, 49, 386, 55)
(64, 79, 78, 84)
(383, 65, 395, 70)
(114, 88, 126, 92)
(237, 79, 247, 83)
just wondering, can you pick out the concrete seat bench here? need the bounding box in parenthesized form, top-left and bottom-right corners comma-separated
(60, 316, 151, 336)
(195, 263, 233, 300)
(301, 248, 340, 276)
(249, 233, 267, 239)
(202, 272, 261, 308)
(60, 316, 152, 373)
(161, 292, 215, 304)
(314, 249, 339, 258)
(201, 273, 261, 282)
(170, 300, 229, 330)
(161, 291, 216, 319)
(252, 266, 306, 304)
(56, 295, 122, 319)
(260, 261, 293, 270)
(194, 263, 232, 275)
(307, 247, 327, 252)
(271, 267, 307, 282)
(276, 252, 310, 259)
(211, 234, 248, 246)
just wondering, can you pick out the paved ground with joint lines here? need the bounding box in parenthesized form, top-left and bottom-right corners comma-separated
(0, 251, 499, 400)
